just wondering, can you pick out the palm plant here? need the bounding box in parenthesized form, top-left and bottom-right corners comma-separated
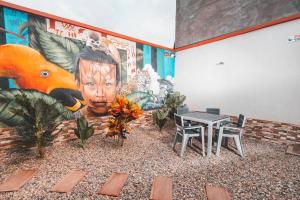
(10, 92, 70, 158)
(73, 116, 94, 149)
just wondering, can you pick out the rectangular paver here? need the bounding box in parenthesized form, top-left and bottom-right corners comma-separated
(98, 172, 128, 197)
(50, 170, 86, 193)
(0, 169, 37, 192)
(206, 185, 231, 200)
(150, 176, 172, 200)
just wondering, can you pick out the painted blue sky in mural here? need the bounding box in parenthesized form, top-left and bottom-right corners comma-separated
(143, 45, 175, 79)
(4, 7, 28, 45)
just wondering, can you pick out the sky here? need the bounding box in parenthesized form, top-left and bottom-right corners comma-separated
(5, 0, 176, 48)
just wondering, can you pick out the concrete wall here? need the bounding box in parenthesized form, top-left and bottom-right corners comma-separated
(176, 0, 300, 47)
(175, 19, 300, 124)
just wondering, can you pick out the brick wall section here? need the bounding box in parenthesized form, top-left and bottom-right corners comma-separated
(244, 118, 300, 145)
(0, 116, 111, 151)
(229, 116, 300, 145)
(0, 113, 299, 152)
(52, 116, 111, 145)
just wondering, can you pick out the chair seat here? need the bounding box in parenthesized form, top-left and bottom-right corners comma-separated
(177, 129, 201, 135)
(222, 129, 240, 135)
(221, 133, 240, 138)
(186, 130, 201, 135)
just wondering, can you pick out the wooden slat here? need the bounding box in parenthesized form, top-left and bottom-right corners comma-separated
(50, 170, 86, 193)
(98, 172, 128, 197)
(0, 169, 37, 192)
(150, 176, 172, 200)
(206, 185, 231, 200)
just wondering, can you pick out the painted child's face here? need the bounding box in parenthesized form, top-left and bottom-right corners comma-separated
(79, 59, 117, 115)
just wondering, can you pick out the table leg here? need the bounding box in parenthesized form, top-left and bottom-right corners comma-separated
(207, 123, 213, 157)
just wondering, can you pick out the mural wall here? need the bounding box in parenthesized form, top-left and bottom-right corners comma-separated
(0, 7, 175, 127)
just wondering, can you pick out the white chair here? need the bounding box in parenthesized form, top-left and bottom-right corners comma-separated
(173, 113, 205, 157)
(206, 108, 220, 115)
(206, 108, 221, 144)
(176, 105, 189, 115)
(177, 105, 200, 126)
(216, 114, 246, 157)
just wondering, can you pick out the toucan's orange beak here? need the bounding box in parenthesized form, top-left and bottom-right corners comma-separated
(0, 44, 78, 94)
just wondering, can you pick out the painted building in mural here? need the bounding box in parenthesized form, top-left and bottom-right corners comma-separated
(0, 7, 175, 126)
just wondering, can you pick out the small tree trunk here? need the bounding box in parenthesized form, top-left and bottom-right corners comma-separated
(80, 139, 85, 149)
(36, 131, 45, 158)
(119, 136, 124, 146)
(37, 146, 45, 158)
(117, 132, 124, 146)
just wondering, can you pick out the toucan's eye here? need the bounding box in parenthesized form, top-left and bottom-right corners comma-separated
(40, 70, 49, 77)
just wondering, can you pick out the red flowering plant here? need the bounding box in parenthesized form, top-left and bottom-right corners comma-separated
(107, 96, 143, 145)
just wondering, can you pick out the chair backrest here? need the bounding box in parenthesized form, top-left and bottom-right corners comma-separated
(237, 114, 246, 128)
(206, 108, 220, 115)
(177, 105, 189, 115)
(174, 113, 184, 128)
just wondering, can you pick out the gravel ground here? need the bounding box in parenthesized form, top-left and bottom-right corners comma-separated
(0, 121, 299, 200)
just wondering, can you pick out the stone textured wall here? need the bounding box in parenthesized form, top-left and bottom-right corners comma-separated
(175, 0, 300, 47)
(229, 116, 300, 145)
(0, 113, 299, 152)
(243, 118, 300, 145)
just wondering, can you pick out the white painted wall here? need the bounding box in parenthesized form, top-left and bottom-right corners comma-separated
(175, 19, 300, 124)
(5, 0, 176, 48)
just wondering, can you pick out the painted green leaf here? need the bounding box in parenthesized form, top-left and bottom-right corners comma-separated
(19, 19, 85, 73)
(0, 89, 73, 127)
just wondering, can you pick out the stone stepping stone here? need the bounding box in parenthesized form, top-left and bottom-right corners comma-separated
(206, 185, 231, 200)
(50, 170, 86, 193)
(150, 176, 172, 200)
(0, 169, 37, 192)
(286, 144, 300, 156)
(98, 172, 128, 197)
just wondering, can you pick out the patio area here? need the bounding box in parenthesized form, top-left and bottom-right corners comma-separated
(0, 118, 299, 200)
(0, 0, 299, 199)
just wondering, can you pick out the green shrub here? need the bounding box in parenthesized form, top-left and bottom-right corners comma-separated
(73, 116, 94, 148)
(152, 108, 169, 131)
(164, 91, 186, 119)
(11, 93, 67, 158)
